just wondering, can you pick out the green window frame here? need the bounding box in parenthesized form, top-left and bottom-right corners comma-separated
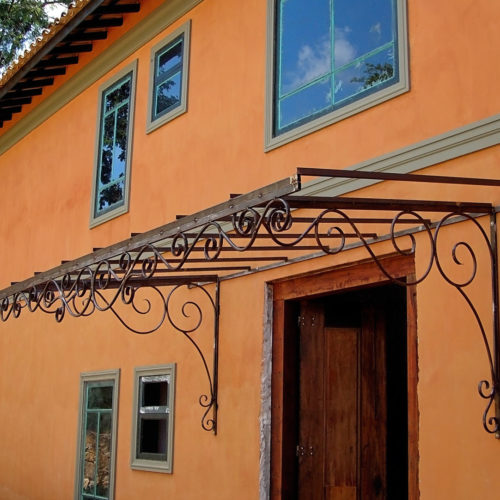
(74, 370, 120, 500)
(146, 21, 191, 133)
(90, 61, 137, 227)
(265, 0, 409, 150)
(131, 364, 176, 473)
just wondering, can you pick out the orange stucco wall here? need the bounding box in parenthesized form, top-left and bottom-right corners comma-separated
(0, 0, 499, 498)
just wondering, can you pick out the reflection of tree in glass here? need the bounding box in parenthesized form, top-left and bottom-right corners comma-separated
(99, 184, 124, 210)
(156, 78, 179, 114)
(105, 82, 130, 113)
(351, 62, 393, 89)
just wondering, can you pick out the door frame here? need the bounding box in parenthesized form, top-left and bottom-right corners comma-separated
(268, 254, 419, 499)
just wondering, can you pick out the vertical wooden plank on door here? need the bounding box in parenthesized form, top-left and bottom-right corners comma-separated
(298, 300, 325, 500)
(360, 306, 387, 498)
(324, 327, 359, 500)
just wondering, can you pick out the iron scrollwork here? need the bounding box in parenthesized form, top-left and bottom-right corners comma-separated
(0, 191, 498, 436)
(0, 251, 220, 434)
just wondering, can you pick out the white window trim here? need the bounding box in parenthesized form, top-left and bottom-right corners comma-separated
(90, 60, 138, 228)
(74, 369, 120, 500)
(131, 363, 176, 473)
(146, 20, 191, 134)
(264, 0, 410, 152)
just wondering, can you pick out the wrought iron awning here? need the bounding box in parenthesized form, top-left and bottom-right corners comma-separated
(1, 168, 499, 436)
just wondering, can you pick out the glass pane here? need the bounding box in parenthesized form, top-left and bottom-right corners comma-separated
(157, 37, 183, 77)
(333, 45, 395, 103)
(141, 379, 169, 407)
(139, 416, 168, 454)
(98, 179, 125, 211)
(155, 71, 181, 117)
(82, 412, 98, 495)
(96, 413, 112, 498)
(105, 78, 131, 113)
(334, 0, 395, 68)
(278, 0, 331, 96)
(88, 386, 113, 410)
(278, 76, 331, 131)
(99, 114, 114, 185)
(112, 103, 129, 179)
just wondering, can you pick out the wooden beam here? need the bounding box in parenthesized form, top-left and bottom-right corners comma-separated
(14, 78, 54, 89)
(51, 44, 93, 54)
(38, 56, 79, 67)
(96, 3, 140, 14)
(0, 105, 21, 114)
(0, 176, 300, 299)
(27, 67, 66, 78)
(80, 17, 123, 29)
(0, 97, 32, 107)
(5, 88, 43, 98)
(65, 31, 108, 42)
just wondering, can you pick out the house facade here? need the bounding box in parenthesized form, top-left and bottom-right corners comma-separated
(0, 0, 499, 498)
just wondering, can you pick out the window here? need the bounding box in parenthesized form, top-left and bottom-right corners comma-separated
(265, 0, 408, 149)
(74, 370, 120, 500)
(131, 364, 176, 473)
(90, 61, 137, 227)
(146, 21, 191, 133)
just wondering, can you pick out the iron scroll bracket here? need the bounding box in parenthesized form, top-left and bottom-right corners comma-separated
(1, 168, 500, 436)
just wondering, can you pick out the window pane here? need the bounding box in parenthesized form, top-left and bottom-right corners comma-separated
(96, 413, 112, 497)
(98, 179, 125, 211)
(334, 0, 395, 64)
(334, 45, 395, 103)
(88, 386, 113, 410)
(99, 114, 114, 185)
(155, 71, 181, 117)
(278, 0, 331, 96)
(105, 79, 130, 113)
(83, 412, 98, 495)
(157, 38, 183, 77)
(139, 416, 168, 454)
(112, 103, 129, 179)
(278, 76, 331, 131)
(142, 379, 169, 407)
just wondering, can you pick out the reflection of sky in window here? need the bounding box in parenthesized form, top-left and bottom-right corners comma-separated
(276, 0, 397, 133)
(157, 40, 182, 76)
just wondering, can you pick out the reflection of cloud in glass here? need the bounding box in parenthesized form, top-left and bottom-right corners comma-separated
(370, 22, 382, 36)
(282, 27, 357, 95)
(283, 38, 330, 94)
(334, 27, 356, 67)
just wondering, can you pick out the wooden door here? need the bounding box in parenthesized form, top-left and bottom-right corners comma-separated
(298, 301, 387, 500)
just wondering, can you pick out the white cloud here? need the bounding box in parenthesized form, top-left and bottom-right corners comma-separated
(283, 38, 331, 93)
(334, 27, 356, 67)
(282, 27, 357, 94)
(370, 22, 382, 36)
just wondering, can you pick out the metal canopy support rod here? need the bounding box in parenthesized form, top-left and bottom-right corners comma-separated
(297, 167, 500, 187)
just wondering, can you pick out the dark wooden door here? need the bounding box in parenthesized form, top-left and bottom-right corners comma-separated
(298, 301, 387, 500)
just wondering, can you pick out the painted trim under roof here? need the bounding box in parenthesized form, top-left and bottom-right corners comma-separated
(0, 0, 203, 156)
